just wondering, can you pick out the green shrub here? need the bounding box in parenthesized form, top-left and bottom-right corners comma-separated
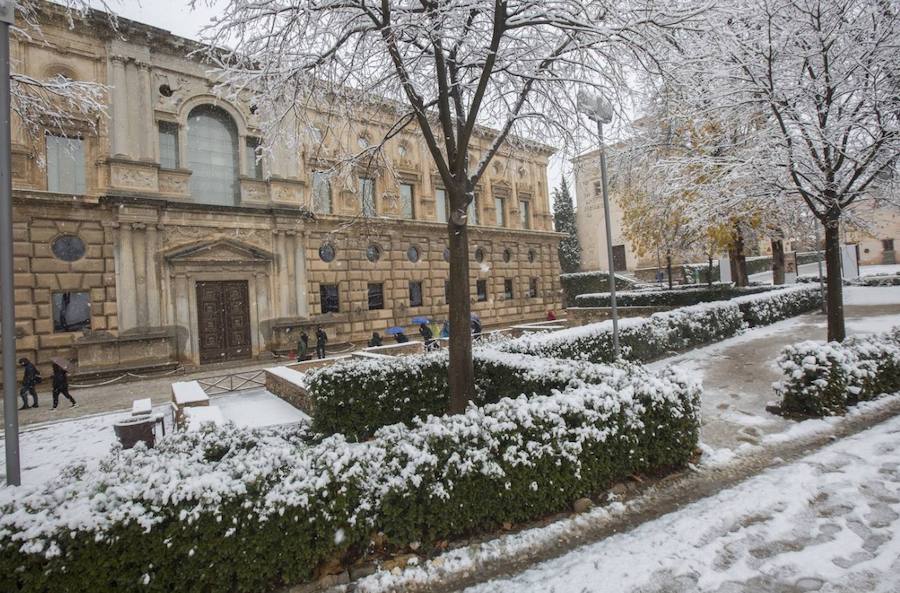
(574, 284, 773, 308)
(0, 365, 700, 593)
(734, 284, 823, 326)
(775, 328, 900, 416)
(560, 271, 635, 306)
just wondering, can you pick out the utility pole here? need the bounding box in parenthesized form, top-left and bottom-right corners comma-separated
(0, 0, 20, 486)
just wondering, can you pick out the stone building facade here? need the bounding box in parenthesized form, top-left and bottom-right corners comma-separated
(9, 4, 562, 375)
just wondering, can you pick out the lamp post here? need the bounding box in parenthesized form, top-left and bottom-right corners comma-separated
(0, 0, 19, 486)
(577, 90, 619, 359)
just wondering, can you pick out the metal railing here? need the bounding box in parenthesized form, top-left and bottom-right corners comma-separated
(197, 369, 267, 395)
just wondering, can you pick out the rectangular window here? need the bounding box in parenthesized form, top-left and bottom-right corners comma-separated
(519, 199, 531, 229)
(504, 278, 514, 300)
(529, 277, 539, 299)
(158, 122, 179, 169)
(409, 281, 423, 307)
(359, 176, 376, 217)
(312, 171, 332, 214)
(52, 291, 91, 333)
(444, 279, 450, 304)
(367, 283, 384, 310)
(435, 188, 448, 223)
(246, 137, 263, 179)
(467, 193, 478, 225)
(494, 196, 506, 227)
(883, 238, 895, 251)
(399, 182, 415, 219)
(319, 284, 339, 313)
(476, 279, 487, 302)
(46, 134, 86, 194)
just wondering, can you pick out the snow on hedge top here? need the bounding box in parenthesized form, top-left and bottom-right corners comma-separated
(0, 360, 698, 558)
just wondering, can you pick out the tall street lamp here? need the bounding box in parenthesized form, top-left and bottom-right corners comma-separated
(577, 89, 619, 359)
(0, 0, 19, 485)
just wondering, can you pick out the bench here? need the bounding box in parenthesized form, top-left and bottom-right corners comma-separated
(171, 380, 210, 426)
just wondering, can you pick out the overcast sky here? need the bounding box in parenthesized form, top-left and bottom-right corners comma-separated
(101, 1, 572, 205)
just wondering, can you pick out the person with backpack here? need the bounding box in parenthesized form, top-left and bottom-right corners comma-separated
(419, 323, 437, 351)
(297, 330, 310, 361)
(51, 361, 77, 410)
(315, 326, 328, 359)
(18, 357, 41, 410)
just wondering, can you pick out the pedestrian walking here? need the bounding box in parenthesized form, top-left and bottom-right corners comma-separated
(471, 316, 483, 341)
(440, 319, 450, 339)
(297, 330, 310, 361)
(546, 310, 557, 321)
(369, 332, 383, 347)
(315, 326, 328, 359)
(419, 323, 436, 351)
(18, 357, 41, 410)
(51, 361, 77, 409)
(394, 331, 409, 344)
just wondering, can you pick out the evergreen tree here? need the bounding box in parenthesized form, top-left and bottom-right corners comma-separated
(553, 178, 582, 273)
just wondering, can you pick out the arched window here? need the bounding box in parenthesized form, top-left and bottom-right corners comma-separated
(187, 105, 240, 205)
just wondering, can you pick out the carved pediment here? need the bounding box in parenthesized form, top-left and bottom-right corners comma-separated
(164, 238, 274, 264)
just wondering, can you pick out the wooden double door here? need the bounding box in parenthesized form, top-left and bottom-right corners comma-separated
(196, 280, 252, 364)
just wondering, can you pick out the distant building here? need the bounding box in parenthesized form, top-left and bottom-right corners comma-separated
(8, 2, 562, 375)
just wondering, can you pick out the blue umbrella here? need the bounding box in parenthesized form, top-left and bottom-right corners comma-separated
(386, 326, 405, 335)
(411, 316, 430, 324)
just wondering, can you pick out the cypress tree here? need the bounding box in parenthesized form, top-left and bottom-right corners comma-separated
(553, 177, 582, 273)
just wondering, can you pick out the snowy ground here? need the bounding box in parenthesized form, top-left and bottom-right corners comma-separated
(453, 414, 900, 593)
(0, 388, 307, 489)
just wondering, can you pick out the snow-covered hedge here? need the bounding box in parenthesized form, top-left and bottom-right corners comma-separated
(496, 285, 822, 365)
(856, 273, 900, 287)
(0, 366, 700, 593)
(310, 348, 665, 440)
(574, 284, 773, 308)
(560, 270, 635, 306)
(775, 328, 900, 416)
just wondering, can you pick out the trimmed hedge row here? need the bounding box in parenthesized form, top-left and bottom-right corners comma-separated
(498, 285, 822, 364)
(574, 284, 773, 308)
(560, 270, 636, 306)
(774, 328, 900, 416)
(0, 363, 700, 593)
(683, 251, 825, 284)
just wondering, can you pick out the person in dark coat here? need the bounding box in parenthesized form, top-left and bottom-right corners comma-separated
(368, 332, 383, 348)
(18, 357, 40, 410)
(394, 331, 409, 344)
(440, 320, 450, 339)
(51, 362, 77, 409)
(419, 323, 436, 351)
(471, 316, 483, 341)
(315, 326, 328, 359)
(297, 330, 310, 361)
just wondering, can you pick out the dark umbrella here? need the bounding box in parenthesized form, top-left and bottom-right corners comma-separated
(385, 326, 405, 335)
(50, 356, 71, 371)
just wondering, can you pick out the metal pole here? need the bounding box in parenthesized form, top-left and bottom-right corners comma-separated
(597, 120, 620, 359)
(0, 17, 20, 486)
(815, 221, 826, 314)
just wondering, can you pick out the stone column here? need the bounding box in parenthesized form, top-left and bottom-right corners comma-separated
(137, 62, 154, 161)
(145, 224, 162, 326)
(174, 273, 192, 361)
(255, 271, 270, 351)
(285, 231, 298, 313)
(132, 223, 148, 327)
(109, 57, 129, 157)
(275, 231, 290, 317)
(125, 61, 141, 159)
(295, 232, 309, 317)
(116, 223, 137, 330)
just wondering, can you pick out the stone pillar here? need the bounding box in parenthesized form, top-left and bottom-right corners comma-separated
(137, 62, 154, 161)
(255, 271, 270, 350)
(145, 224, 162, 326)
(275, 231, 290, 317)
(116, 223, 137, 330)
(110, 57, 129, 157)
(285, 231, 297, 313)
(132, 223, 148, 327)
(295, 232, 309, 317)
(174, 273, 192, 361)
(125, 61, 141, 159)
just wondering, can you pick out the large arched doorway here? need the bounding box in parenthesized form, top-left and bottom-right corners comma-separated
(186, 105, 240, 206)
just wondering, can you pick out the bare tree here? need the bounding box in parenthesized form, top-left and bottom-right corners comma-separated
(10, 1, 113, 148)
(659, 0, 900, 340)
(196, 0, 700, 411)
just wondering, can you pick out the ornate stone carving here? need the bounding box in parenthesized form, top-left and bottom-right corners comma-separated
(110, 162, 157, 192)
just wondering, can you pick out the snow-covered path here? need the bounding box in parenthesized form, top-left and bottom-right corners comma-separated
(464, 414, 900, 593)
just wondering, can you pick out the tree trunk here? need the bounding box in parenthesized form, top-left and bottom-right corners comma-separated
(707, 256, 714, 287)
(823, 213, 846, 342)
(732, 227, 748, 286)
(447, 185, 475, 414)
(666, 254, 673, 290)
(771, 238, 785, 285)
